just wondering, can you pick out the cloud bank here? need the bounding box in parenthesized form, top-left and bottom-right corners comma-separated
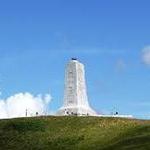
(0, 92, 52, 119)
(142, 46, 150, 65)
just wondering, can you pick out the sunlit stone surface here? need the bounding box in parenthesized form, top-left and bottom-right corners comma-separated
(57, 58, 97, 116)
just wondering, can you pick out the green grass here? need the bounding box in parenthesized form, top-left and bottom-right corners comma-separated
(0, 116, 150, 150)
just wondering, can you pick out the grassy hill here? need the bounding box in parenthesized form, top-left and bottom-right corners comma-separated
(0, 116, 150, 150)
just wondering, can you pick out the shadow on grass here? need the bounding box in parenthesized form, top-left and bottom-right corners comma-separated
(2, 119, 46, 132)
(102, 125, 150, 150)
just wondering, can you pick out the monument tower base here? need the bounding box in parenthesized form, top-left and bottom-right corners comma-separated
(57, 106, 97, 116)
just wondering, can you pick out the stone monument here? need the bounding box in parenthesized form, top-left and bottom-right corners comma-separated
(57, 58, 97, 116)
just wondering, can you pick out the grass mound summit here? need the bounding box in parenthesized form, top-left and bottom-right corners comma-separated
(0, 116, 150, 150)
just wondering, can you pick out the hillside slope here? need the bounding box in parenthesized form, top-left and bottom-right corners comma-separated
(0, 116, 150, 150)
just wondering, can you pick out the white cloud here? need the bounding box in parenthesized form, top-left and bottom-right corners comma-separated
(0, 92, 52, 119)
(142, 46, 150, 65)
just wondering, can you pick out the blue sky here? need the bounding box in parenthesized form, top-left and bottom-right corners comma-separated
(0, 0, 150, 119)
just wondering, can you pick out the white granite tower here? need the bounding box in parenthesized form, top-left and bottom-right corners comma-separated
(57, 58, 97, 116)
